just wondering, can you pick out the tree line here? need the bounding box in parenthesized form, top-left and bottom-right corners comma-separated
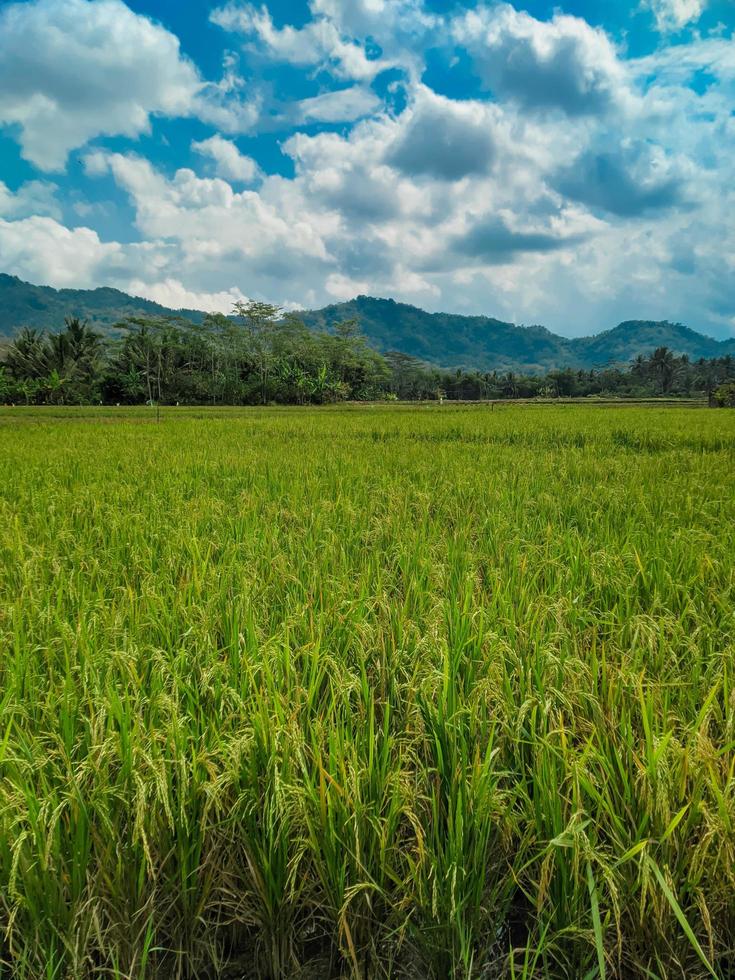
(1, 303, 734, 406)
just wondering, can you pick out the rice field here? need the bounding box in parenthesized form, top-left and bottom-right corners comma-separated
(0, 403, 734, 979)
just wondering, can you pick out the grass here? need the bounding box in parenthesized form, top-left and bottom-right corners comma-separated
(0, 403, 733, 979)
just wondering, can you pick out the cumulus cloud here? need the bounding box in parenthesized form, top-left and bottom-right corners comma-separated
(0, 180, 61, 221)
(0, 0, 198, 170)
(282, 114, 439, 226)
(210, 3, 393, 81)
(52, 56, 727, 338)
(308, 0, 437, 76)
(0, 204, 250, 312)
(325, 272, 370, 300)
(384, 89, 498, 181)
(76, 148, 342, 307)
(85, 150, 330, 261)
(125, 278, 248, 312)
(644, 0, 706, 33)
(452, 3, 629, 116)
(0, 0, 258, 171)
(300, 160, 403, 223)
(308, 0, 436, 40)
(552, 142, 691, 217)
(451, 214, 588, 264)
(211, 0, 438, 82)
(291, 86, 381, 125)
(0, 215, 121, 285)
(191, 135, 260, 183)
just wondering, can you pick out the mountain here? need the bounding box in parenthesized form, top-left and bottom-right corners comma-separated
(1, 275, 733, 372)
(299, 296, 735, 371)
(300, 296, 571, 373)
(571, 319, 733, 366)
(0, 274, 204, 335)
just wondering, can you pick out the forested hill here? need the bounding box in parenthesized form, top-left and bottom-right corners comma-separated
(2, 275, 734, 371)
(0, 274, 205, 335)
(300, 297, 735, 370)
(300, 297, 570, 372)
(572, 319, 734, 367)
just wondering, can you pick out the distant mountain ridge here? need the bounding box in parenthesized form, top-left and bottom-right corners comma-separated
(300, 296, 735, 371)
(1, 274, 733, 372)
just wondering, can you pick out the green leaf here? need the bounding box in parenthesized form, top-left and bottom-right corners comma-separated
(648, 858, 717, 978)
(587, 862, 606, 980)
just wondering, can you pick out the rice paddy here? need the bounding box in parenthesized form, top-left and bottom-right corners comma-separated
(0, 403, 734, 979)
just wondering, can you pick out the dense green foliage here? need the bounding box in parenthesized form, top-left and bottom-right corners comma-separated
(0, 309, 390, 406)
(1, 404, 734, 978)
(2, 308, 734, 406)
(3, 275, 735, 373)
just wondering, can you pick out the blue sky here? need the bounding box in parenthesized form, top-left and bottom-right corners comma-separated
(0, 0, 733, 337)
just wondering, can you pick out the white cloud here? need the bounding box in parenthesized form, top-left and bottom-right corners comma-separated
(308, 0, 435, 38)
(3, 122, 734, 337)
(644, 0, 706, 33)
(125, 278, 248, 312)
(0, 215, 121, 285)
(384, 87, 500, 180)
(452, 3, 629, 116)
(65, 68, 730, 335)
(551, 140, 694, 217)
(282, 112, 438, 227)
(632, 35, 735, 85)
(0, 0, 259, 171)
(191, 135, 260, 183)
(308, 0, 437, 75)
(292, 86, 381, 124)
(0, 180, 61, 220)
(210, 3, 393, 81)
(0, 210, 248, 314)
(0, 0, 198, 170)
(325, 272, 370, 300)
(85, 151, 330, 262)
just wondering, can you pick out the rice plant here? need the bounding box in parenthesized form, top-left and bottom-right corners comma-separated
(0, 403, 733, 978)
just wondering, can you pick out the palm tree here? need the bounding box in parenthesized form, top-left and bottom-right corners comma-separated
(5, 327, 50, 379)
(650, 347, 675, 394)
